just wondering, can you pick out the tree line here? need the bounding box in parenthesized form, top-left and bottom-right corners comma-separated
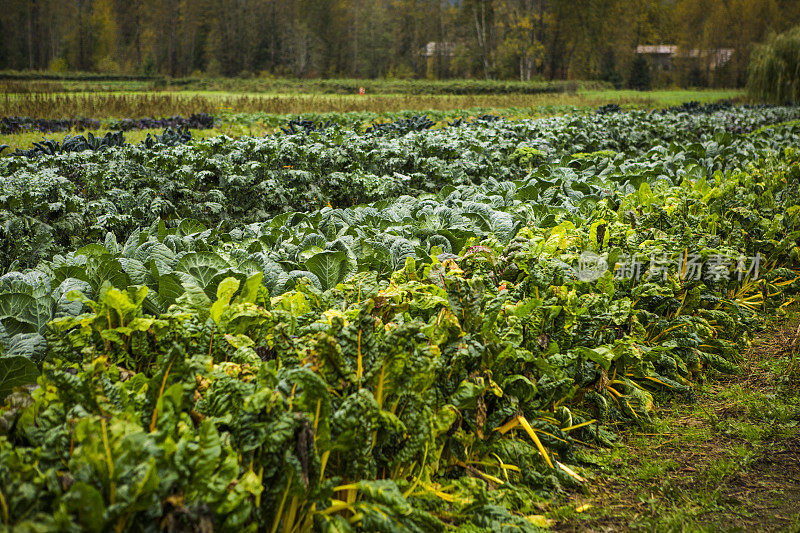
(2, 0, 800, 87)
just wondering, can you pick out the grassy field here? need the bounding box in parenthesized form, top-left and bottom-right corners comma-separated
(1, 88, 743, 152)
(0, 88, 743, 118)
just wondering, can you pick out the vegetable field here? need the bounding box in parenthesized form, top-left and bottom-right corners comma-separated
(1, 103, 799, 532)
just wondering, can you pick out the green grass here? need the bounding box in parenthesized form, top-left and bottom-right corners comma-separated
(578, 88, 743, 107)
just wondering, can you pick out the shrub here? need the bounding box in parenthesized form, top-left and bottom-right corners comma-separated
(748, 25, 800, 103)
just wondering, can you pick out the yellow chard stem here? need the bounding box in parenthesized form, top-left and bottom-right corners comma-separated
(101, 418, 116, 505)
(270, 471, 294, 533)
(319, 451, 330, 484)
(518, 415, 554, 469)
(356, 329, 363, 381)
(0, 486, 9, 525)
(282, 495, 300, 533)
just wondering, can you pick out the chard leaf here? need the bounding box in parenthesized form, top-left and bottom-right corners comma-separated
(211, 277, 240, 325)
(63, 482, 105, 532)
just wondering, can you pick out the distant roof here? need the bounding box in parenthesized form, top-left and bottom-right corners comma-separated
(637, 45, 677, 55)
(636, 44, 734, 69)
(422, 42, 456, 57)
(637, 45, 734, 57)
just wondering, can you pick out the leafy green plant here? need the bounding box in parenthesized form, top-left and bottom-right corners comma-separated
(0, 105, 799, 530)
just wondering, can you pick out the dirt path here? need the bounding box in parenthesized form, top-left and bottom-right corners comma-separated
(552, 320, 800, 532)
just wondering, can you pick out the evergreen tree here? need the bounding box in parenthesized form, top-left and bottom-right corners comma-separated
(600, 49, 623, 88)
(628, 53, 651, 90)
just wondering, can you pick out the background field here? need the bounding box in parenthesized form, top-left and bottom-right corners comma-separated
(1, 85, 742, 117)
(0, 75, 605, 95)
(0, 83, 742, 152)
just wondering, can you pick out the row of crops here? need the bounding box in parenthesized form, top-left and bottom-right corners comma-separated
(0, 114, 216, 135)
(1, 106, 799, 531)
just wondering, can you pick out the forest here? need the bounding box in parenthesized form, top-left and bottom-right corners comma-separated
(3, 0, 800, 86)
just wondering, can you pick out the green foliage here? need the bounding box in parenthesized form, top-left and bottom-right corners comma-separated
(0, 105, 799, 530)
(3, 104, 799, 272)
(748, 25, 800, 103)
(3, 0, 795, 86)
(510, 146, 547, 169)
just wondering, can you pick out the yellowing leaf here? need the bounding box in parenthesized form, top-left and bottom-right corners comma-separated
(525, 515, 555, 528)
(211, 277, 240, 325)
